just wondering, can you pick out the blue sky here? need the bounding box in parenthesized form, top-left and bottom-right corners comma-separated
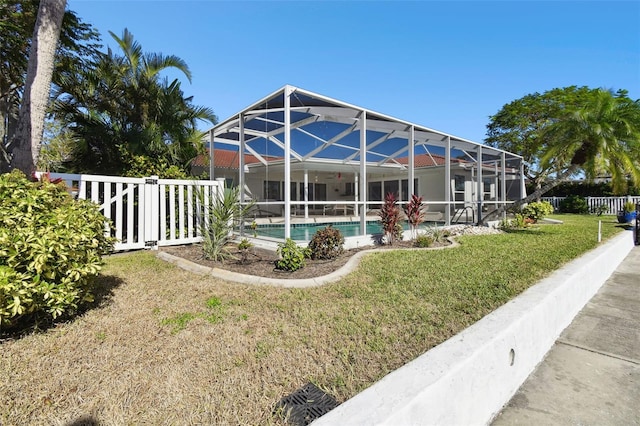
(68, 1, 640, 143)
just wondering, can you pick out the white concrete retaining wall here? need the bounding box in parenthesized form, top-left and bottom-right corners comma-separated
(313, 230, 635, 426)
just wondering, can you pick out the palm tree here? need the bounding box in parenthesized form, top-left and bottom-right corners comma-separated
(109, 28, 192, 87)
(482, 89, 640, 223)
(10, 0, 67, 173)
(541, 89, 640, 194)
(52, 28, 216, 175)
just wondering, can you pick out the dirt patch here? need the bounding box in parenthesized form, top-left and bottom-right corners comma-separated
(161, 239, 450, 280)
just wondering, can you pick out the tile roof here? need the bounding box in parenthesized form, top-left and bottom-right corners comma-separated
(192, 149, 278, 169)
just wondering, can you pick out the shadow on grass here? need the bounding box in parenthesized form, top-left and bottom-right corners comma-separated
(614, 223, 634, 230)
(65, 415, 100, 426)
(500, 226, 548, 235)
(0, 274, 124, 341)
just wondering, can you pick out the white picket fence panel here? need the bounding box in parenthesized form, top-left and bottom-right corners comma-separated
(542, 196, 640, 214)
(37, 172, 223, 251)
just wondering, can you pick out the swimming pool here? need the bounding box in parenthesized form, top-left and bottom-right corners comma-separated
(251, 221, 404, 241)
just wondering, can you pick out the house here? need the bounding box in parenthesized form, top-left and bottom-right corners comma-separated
(200, 85, 524, 240)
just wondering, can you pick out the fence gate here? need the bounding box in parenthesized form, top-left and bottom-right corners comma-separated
(37, 172, 223, 251)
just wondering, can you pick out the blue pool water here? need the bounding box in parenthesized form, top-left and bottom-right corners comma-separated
(253, 221, 402, 241)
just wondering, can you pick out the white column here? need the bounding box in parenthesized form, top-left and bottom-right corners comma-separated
(354, 172, 359, 216)
(494, 160, 499, 211)
(408, 126, 415, 200)
(444, 136, 451, 225)
(520, 160, 526, 199)
(477, 146, 483, 224)
(359, 111, 367, 235)
(238, 114, 246, 236)
(284, 86, 292, 239)
(239, 114, 245, 205)
(304, 170, 309, 219)
(501, 152, 507, 219)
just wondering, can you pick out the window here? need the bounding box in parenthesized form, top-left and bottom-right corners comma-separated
(401, 179, 419, 201)
(368, 181, 382, 201)
(483, 177, 492, 192)
(454, 175, 465, 192)
(385, 180, 399, 199)
(314, 183, 326, 201)
(344, 182, 355, 196)
(299, 183, 326, 201)
(263, 180, 281, 200)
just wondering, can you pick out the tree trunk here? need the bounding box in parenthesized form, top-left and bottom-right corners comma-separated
(480, 165, 579, 225)
(10, 0, 66, 174)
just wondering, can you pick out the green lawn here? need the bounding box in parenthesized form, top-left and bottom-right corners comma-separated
(0, 215, 625, 425)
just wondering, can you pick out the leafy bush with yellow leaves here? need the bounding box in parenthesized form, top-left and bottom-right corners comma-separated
(0, 171, 114, 330)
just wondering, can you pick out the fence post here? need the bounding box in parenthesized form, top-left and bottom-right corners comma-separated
(144, 175, 159, 250)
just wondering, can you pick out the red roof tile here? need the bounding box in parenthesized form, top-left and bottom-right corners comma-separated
(192, 149, 279, 169)
(396, 153, 460, 167)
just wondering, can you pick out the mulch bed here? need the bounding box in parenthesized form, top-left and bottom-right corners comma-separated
(161, 239, 450, 280)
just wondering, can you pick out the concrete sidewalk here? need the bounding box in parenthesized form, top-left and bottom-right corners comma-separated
(493, 246, 640, 425)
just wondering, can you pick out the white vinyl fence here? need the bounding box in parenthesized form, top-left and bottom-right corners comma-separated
(542, 196, 640, 214)
(36, 172, 224, 251)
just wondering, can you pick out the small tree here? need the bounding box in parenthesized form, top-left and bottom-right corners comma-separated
(379, 192, 402, 245)
(403, 194, 425, 240)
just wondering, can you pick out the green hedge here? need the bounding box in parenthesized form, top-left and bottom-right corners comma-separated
(0, 171, 115, 330)
(529, 180, 640, 197)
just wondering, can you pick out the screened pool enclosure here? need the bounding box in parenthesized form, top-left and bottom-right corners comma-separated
(203, 85, 525, 241)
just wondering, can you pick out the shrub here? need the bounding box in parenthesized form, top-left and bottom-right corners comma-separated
(591, 204, 609, 216)
(559, 195, 589, 214)
(622, 201, 636, 214)
(498, 213, 532, 231)
(379, 192, 401, 245)
(0, 170, 115, 330)
(404, 194, 425, 240)
(394, 223, 405, 241)
(521, 201, 554, 223)
(121, 151, 190, 179)
(237, 238, 253, 264)
(275, 238, 310, 272)
(425, 226, 448, 243)
(414, 234, 433, 248)
(498, 217, 513, 231)
(199, 185, 254, 262)
(308, 226, 344, 260)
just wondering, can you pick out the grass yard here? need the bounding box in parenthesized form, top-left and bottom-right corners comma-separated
(0, 215, 625, 425)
